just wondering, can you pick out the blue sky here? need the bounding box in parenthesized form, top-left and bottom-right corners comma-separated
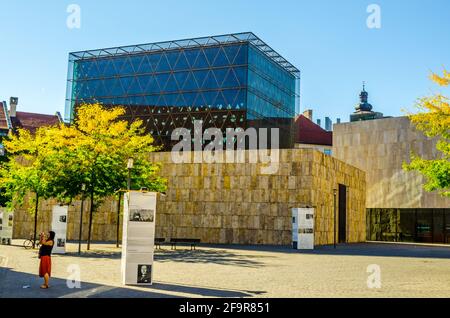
(0, 0, 449, 123)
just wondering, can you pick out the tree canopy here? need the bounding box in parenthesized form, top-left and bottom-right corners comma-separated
(403, 69, 450, 197)
(0, 102, 167, 210)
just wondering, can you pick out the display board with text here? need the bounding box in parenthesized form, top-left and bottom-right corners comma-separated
(121, 191, 157, 286)
(292, 208, 315, 250)
(0, 208, 13, 245)
(51, 205, 68, 254)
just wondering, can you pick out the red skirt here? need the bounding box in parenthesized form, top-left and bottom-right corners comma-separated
(39, 256, 52, 277)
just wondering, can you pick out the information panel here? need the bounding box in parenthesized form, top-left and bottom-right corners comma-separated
(51, 205, 68, 254)
(292, 208, 315, 250)
(0, 208, 13, 245)
(121, 191, 157, 286)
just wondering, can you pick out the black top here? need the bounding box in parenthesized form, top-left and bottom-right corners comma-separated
(39, 240, 54, 257)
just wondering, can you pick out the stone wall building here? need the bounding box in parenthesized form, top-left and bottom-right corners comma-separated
(333, 116, 450, 243)
(12, 149, 366, 246)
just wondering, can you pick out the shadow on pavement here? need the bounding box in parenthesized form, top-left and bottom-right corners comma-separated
(64, 251, 122, 259)
(145, 282, 264, 298)
(0, 267, 254, 298)
(154, 249, 269, 268)
(299, 243, 450, 259)
(65, 248, 269, 269)
(194, 243, 450, 260)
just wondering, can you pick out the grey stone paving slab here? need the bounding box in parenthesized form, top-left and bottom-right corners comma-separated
(1, 241, 450, 298)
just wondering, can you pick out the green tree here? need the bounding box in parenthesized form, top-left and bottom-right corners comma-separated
(0, 104, 167, 250)
(44, 103, 167, 250)
(0, 129, 56, 247)
(403, 69, 450, 197)
(0, 135, 11, 207)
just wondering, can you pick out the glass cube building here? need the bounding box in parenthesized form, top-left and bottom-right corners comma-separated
(65, 32, 300, 149)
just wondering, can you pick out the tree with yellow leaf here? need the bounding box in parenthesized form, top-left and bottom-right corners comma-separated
(63, 103, 167, 250)
(0, 103, 167, 250)
(0, 128, 60, 247)
(403, 69, 450, 197)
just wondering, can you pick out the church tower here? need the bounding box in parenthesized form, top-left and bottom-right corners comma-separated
(350, 83, 384, 122)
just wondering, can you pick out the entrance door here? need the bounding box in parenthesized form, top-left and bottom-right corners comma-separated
(433, 209, 444, 243)
(416, 209, 433, 243)
(338, 184, 347, 243)
(445, 210, 450, 244)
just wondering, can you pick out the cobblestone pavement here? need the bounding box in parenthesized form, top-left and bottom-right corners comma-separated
(1, 240, 450, 298)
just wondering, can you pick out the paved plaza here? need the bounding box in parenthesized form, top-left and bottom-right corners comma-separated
(1, 240, 450, 298)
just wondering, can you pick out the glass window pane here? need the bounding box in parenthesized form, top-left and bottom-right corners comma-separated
(184, 49, 199, 68)
(130, 55, 144, 73)
(96, 80, 109, 97)
(193, 70, 208, 87)
(164, 93, 178, 106)
(193, 50, 208, 69)
(204, 47, 219, 66)
(398, 209, 415, 242)
(212, 48, 228, 67)
(128, 77, 142, 95)
(110, 78, 126, 96)
(165, 74, 178, 92)
(111, 58, 126, 77)
(174, 52, 189, 70)
(213, 68, 228, 87)
(203, 71, 218, 89)
(165, 51, 179, 69)
(233, 45, 247, 64)
(156, 55, 170, 72)
(145, 95, 159, 106)
(224, 69, 239, 88)
(174, 71, 189, 90)
(120, 58, 134, 75)
(183, 92, 196, 107)
(202, 91, 218, 107)
(156, 73, 170, 90)
(120, 76, 133, 93)
(183, 72, 198, 90)
(139, 75, 158, 93)
(234, 67, 247, 85)
(224, 45, 240, 64)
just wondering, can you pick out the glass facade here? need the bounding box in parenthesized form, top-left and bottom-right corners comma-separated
(66, 33, 300, 149)
(367, 208, 450, 244)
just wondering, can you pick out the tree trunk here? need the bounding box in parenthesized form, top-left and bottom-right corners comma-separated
(87, 190, 94, 250)
(33, 193, 39, 249)
(78, 197, 84, 255)
(116, 194, 121, 248)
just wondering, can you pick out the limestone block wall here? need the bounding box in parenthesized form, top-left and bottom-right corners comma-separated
(333, 117, 450, 209)
(13, 196, 122, 242)
(151, 149, 365, 245)
(12, 149, 366, 246)
(310, 151, 367, 244)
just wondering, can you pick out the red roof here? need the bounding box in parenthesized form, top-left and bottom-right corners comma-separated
(295, 115, 332, 146)
(11, 111, 61, 134)
(0, 102, 10, 131)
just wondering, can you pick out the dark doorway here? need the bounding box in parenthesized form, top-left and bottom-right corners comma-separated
(338, 184, 347, 243)
(432, 209, 444, 243)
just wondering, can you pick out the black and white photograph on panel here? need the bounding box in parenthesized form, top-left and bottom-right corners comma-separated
(130, 209, 154, 222)
(137, 264, 152, 284)
(57, 238, 66, 247)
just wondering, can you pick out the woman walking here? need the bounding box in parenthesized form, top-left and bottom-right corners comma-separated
(38, 231, 55, 289)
